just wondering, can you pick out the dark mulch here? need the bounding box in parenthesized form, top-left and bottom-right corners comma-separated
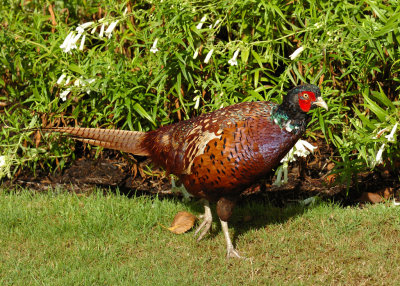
(2, 139, 399, 207)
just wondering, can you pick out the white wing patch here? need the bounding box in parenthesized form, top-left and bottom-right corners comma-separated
(182, 130, 222, 174)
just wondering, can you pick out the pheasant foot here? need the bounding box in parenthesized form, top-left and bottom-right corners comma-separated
(220, 219, 243, 259)
(194, 201, 212, 242)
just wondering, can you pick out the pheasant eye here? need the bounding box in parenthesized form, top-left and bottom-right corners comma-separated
(299, 91, 316, 101)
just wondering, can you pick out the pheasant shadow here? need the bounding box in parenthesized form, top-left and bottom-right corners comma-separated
(232, 200, 309, 245)
(186, 195, 309, 248)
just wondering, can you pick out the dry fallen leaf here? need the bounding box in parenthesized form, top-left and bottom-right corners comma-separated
(358, 192, 383, 204)
(325, 174, 337, 184)
(167, 211, 197, 234)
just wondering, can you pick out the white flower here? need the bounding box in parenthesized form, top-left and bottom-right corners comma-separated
(60, 31, 80, 53)
(196, 15, 207, 29)
(65, 76, 71, 85)
(193, 48, 199, 59)
(56, 73, 66, 85)
(123, 7, 128, 16)
(75, 27, 84, 35)
(314, 22, 323, 29)
(60, 32, 74, 48)
(0, 156, 6, 167)
(281, 139, 316, 163)
(99, 23, 105, 38)
(60, 31, 83, 53)
(385, 122, 398, 142)
(193, 95, 201, 109)
(105, 20, 119, 38)
(72, 32, 82, 43)
(213, 19, 221, 28)
(76, 21, 94, 34)
(374, 143, 385, 165)
(228, 49, 240, 66)
(79, 21, 94, 30)
(289, 46, 304, 60)
(274, 140, 316, 186)
(59, 88, 71, 101)
(74, 78, 95, 94)
(86, 78, 95, 85)
(372, 122, 398, 166)
(79, 34, 86, 50)
(90, 25, 97, 34)
(294, 140, 317, 158)
(150, 38, 159, 53)
(204, 48, 214, 63)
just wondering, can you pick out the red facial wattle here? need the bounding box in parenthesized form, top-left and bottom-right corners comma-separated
(298, 91, 316, 112)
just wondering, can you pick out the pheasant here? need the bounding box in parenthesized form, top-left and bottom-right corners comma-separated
(38, 84, 328, 258)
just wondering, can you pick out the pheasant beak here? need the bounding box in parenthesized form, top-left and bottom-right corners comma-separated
(312, 97, 329, 110)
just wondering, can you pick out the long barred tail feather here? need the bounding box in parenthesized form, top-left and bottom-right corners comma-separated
(39, 127, 149, 156)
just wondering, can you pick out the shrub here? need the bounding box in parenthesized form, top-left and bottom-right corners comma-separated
(0, 0, 399, 186)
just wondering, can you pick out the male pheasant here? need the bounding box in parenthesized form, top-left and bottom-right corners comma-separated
(39, 84, 328, 258)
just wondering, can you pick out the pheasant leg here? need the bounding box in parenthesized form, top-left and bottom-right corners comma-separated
(220, 219, 242, 258)
(194, 200, 212, 242)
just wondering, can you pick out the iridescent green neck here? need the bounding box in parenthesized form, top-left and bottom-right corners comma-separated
(271, 106, 305, 135)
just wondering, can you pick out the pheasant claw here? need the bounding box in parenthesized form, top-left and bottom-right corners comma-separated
(220, 219, 243, 259)
(194, 201, 213, 242)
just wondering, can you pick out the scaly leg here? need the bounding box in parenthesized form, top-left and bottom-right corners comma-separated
(220, 219, 242, 258)
(194, 200, 212, 242)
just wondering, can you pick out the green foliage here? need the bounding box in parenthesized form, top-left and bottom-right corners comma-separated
(0, 0, 399, 184)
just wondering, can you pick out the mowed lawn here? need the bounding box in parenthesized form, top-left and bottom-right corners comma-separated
(1, 189, 400, 285)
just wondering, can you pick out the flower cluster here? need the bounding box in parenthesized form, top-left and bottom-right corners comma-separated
(281, 140, 317, 163)
(273, 139, 317, 186)
(372, 122, 398, 166)
(193, 15, 302, 63)
(60, 21, 93, 53)
(60, 19, 119, 53)
(149, 15, 241, 67)
(57, 11, 305, 118)
(56, 73, 96, 101)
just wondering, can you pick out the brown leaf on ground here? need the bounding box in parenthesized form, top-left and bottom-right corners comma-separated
(168, 211, 197, 234)
(325, 174, 337, 184)
(358, 192, 383, 204)
(358, 187, 394, 204)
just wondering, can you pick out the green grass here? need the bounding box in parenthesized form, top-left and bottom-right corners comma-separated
(1, 189, 400, 285)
